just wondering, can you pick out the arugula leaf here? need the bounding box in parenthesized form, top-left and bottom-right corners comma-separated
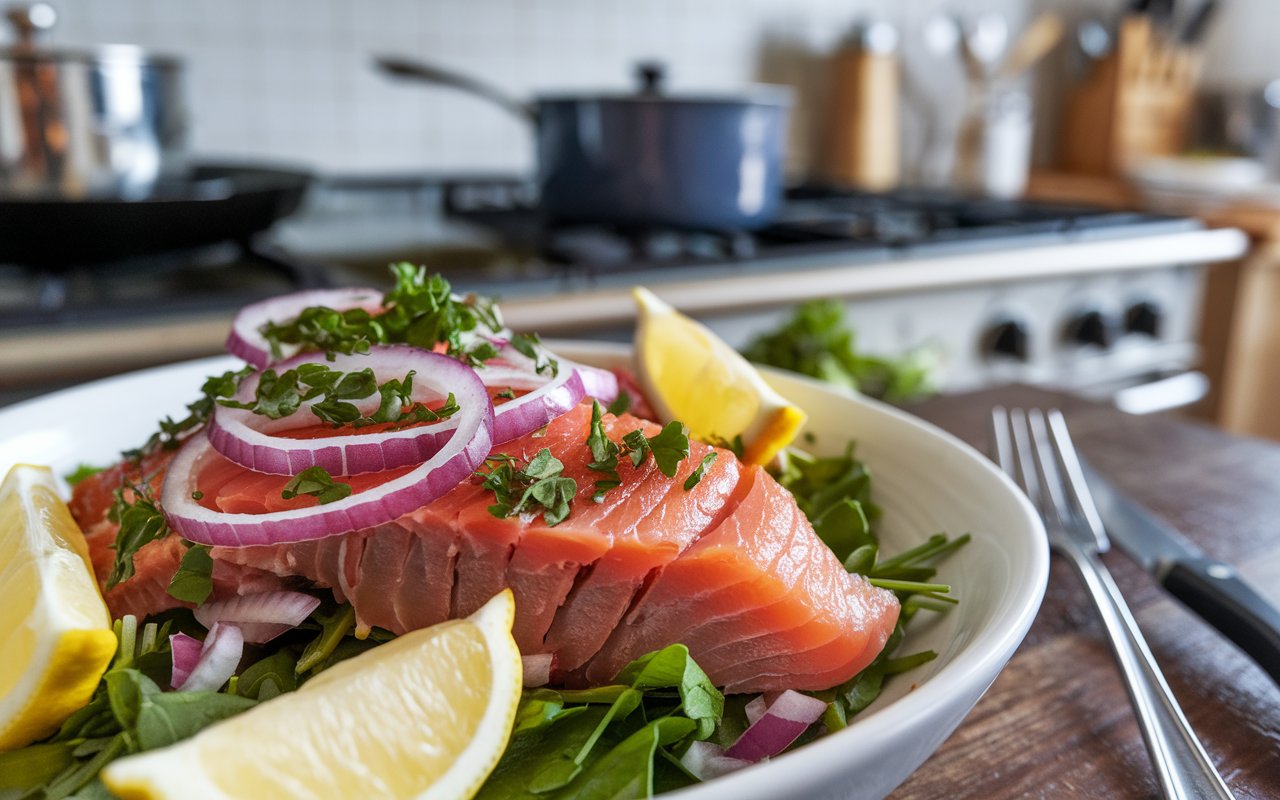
(166, 543, 213, 604)
(616, 644, 724, 740)
(106, 485, 171, 590)
(281, 466, 352, 505)
(741, 299, 936, 403)
(683, 453, 717, 491)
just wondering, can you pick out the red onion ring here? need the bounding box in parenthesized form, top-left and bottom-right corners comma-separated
(172, 623, 244, 692)
(724, 689, 827, 762)
(489, 340, 618, 405)
(485, 358, 586, 445)
(169, 632, 202, 689)
(208, 347, 484, 476)
(162, 364, 494, 547)
(193, 590, 321, 644)
(226, 287, 384, 368)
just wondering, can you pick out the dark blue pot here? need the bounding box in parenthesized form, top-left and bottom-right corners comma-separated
(536, 92, 791, 231)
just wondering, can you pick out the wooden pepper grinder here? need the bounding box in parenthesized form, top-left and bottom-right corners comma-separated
(823, 21, 900, 190)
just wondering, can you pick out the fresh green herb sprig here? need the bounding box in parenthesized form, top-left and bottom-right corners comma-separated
(219, 363, 458, 429)
(586, 401, 692, 501)
(479, 449, 578, 526)
(123, 367, 253, 461)
(282, 466, 353, 505)
(106, 483, 171, 590)
(259, 263, 506, 368)
(63, 463, 105, 487)
(742, 300, 936, 404)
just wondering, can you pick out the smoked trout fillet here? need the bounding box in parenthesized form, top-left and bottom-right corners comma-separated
(75, 403, 899, 692)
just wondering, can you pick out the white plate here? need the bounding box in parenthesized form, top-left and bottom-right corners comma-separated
(0, 343, 1048, 800)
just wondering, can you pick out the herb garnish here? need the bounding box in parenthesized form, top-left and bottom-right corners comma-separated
(479, 449, 578, 526)
(106, 483, 171, 590)
(219, 363, 458, 429)
(585, 401, 692, 502)
(167, 542, 214, 604)
(123, 367, 253, 461)
(510, 331, 558, 378)
(282, 466, 353, 505)
(259, 263, 505, 367)
(683, 453, 717, 490)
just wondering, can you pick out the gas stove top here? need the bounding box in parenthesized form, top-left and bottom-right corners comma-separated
(436, 180, 1197, 284)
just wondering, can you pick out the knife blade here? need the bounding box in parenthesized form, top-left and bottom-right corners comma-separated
(1082, 460, 1280, 686)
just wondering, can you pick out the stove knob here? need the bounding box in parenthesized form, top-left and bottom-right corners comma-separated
(1124, 301, 1161, 337)
(983, 319, 1030, 361)
(1065, 309, 1114, 349)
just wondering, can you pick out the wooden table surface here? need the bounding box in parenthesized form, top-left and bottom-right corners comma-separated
(888, 385, 1280, 800)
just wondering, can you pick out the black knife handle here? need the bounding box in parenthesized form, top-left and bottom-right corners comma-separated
(1162, 556, 1280, 686)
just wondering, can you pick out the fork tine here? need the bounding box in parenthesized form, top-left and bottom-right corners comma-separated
(1045, 409, 1110, 551)
(989, 406, 1014, 474)
(1007, 408, 1046, 514)
(1026, 409, 1072, 523)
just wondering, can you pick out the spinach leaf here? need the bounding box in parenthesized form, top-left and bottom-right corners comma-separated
(616, 644, 723, 740)
(166, 543, 213, 604)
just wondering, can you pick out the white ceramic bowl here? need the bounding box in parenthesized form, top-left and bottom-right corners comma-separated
(0, 344, 1048, 800)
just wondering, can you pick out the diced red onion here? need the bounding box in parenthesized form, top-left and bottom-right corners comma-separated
(226, 287, 384, 368)
(193, 590, 321, 644)
(744, 694, 768, 726)
(679, 741, 753, 780)
(169, 632, 202, 689)
(724, 690, 828, 763)
(172, 622, 244, 692)
(522, 653, 554, 688)
(208, 347, 488, 476)
(161, 365, 494, 547)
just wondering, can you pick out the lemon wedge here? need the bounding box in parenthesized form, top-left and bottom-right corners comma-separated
(0, 464, 117, 752)
(632, 287, 806, 465)
(103, 589, 522, 800)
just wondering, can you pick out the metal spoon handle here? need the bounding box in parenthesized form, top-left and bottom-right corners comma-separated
(1061, 539, 1235, 800)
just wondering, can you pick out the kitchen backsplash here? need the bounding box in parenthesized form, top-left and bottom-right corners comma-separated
(38, 0, 1266, 177)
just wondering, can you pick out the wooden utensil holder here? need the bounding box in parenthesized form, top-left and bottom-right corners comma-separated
(1059, 15, 1201, 176)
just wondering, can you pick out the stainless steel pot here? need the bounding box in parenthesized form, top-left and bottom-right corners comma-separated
(0, 3, 186, 198)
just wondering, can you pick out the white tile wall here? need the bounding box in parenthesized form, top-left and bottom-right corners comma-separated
(15, 0, 1168, 177)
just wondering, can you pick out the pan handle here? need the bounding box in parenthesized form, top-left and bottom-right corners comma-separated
(373, 55, 537, 124)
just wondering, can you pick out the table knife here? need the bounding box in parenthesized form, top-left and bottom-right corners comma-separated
(1082, 461, 1280, 686)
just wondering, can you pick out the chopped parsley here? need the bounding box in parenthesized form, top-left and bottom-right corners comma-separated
(106, 483, 171, 590)
(605, 390, 631, 416)
(478, 449, 578, 526)
(495, 387, 517, 400)
(585, 401, 691, 502)
(281, 467, 352, 505)
(510, 332, 558, 378)
(683, 452, 717, 490)
(124, 367, 253, 461)
(219, 364, 458, 429)
(259, 263, 505, 367)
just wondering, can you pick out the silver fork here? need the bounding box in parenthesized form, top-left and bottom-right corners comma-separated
(990, 407, 1235, 800)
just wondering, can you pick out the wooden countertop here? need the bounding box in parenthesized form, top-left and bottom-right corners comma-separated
(888, 385, 1280, 799)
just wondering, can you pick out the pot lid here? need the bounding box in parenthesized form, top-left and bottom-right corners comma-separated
(536, 61, 793, 107)
(1, 3, 181, 67)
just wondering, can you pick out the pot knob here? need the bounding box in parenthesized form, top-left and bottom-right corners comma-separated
(983, 318, 1030, 361)
(636, 61, 666, 95)
(1065, 309, 1114, 349)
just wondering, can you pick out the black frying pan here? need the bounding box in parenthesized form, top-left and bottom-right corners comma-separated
(0, 163, 311, 267)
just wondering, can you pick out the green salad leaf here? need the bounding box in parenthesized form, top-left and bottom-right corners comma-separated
(742, 300, 936, 403)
